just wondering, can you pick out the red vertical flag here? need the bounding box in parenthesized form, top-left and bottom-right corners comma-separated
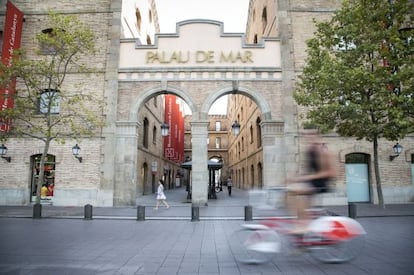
(0, 1, 24, 132)
(163, 95, 185, 163)
(164, 95, 174, 159)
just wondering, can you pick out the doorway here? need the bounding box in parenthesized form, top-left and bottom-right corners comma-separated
(30, 154, 56, 202)
(345, 153, 370, 202)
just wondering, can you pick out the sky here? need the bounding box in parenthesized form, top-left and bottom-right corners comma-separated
(155, 0, 250, 115)
(155, 0, 249, 33)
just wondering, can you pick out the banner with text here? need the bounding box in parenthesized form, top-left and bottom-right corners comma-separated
(0, 1, 24, 132)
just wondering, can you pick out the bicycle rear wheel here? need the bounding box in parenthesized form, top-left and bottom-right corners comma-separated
(229, 227, 280, 264)
(306, 233, 366, 263)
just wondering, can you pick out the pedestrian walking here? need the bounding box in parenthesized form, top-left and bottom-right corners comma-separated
(154, 179, 169, 209)
(227, 176, 232, 196)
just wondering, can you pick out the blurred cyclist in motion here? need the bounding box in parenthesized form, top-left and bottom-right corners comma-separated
(287, 128, 337, 234)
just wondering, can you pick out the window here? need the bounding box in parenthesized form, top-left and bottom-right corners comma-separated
(250, 125, 254, 144)
(256, 118, 262, 148)
(136, 8, 142, 34)
(152, 126, 157, 144)
(215, 137, 221, 149)
(215, 121, 221, 131)
(262, 7, 267, 34)
(39, 89, 60, 114)
(250, 165, 255, 188)
(40, 28, 65, 54)
(143, 118, 149, 148)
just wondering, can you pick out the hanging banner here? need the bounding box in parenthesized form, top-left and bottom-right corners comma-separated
(0, 1, 24, 132)
(163, 95, 184, 163)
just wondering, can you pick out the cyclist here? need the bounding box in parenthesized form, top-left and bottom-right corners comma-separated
(286, 128, 337, 234)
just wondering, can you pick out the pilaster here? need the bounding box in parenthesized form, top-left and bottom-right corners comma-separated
(113, 121, 139, 206)
(261, 120, 288, 187)
(190, 119, 210, 206)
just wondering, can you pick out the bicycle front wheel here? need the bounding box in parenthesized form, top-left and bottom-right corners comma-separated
(229, 227, 280, 264)
(305, 216, 366, 263)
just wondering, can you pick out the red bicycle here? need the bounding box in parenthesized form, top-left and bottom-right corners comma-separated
(229, 189, 366, 264)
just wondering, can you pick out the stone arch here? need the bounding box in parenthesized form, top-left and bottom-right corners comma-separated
(129, 84, 197, 121)
(200, 83, 272, 120)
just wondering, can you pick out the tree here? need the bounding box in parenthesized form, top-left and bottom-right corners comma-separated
(293, 0, 414, 208)
(0, 13, 104, 204)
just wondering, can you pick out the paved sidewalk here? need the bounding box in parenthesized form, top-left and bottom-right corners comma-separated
(1, 187, 414, 220)
(1, 215, 413, 274)
(1, 187, 414, 275)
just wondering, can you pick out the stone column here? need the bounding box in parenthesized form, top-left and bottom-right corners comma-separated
(113, 121, 139, 206)
(190, 120, 209, 206)
(261, 120, 287, 188)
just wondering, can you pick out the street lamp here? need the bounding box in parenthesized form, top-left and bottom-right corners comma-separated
(0, 144, 11, 162)
(161, 122, 170, 137)
(232, 121, 240, 136)
(399, 26, 413, 46)
(72, 144, 83, 163)
(389, 143, 403, 161)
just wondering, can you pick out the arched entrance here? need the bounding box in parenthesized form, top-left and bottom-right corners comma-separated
(112, 20, 293, 206)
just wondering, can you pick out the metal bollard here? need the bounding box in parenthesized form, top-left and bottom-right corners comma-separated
(244, 205, 253, 221)
(348, 202, 357, 219)
(84, 204, 93, 220)
(137, 205, 145, 221)
(33, 203, 42, 219)
(191, 205, 200, 222)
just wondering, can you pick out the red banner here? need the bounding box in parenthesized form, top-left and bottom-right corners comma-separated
(0, 1, 24, 132)
(164, 95, 184, 163)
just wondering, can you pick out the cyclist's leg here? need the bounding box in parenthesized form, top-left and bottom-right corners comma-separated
(286, 182, 314, 233)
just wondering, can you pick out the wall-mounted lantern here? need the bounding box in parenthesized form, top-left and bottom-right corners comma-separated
(0, 144, 11, 162)
(389, 143, 403, 161)
(231, 121, 240, 136)
(72, 144, 83, 163)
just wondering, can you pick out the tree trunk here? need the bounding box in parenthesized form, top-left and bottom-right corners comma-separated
(35, 140, 51, 204)
(373, 137, 385, 208)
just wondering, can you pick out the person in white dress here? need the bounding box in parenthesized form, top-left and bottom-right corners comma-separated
(154, 179, 169, 209)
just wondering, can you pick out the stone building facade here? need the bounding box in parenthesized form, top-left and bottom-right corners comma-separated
(0, 0, 413, 207)
(229, 0, 414, 204)
(0, 0, 180, 206)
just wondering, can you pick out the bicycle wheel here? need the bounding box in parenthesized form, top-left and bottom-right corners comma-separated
(306, 232, 366, 263)
(305, 216, 366, 263)
(229, 227, 280, 264)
